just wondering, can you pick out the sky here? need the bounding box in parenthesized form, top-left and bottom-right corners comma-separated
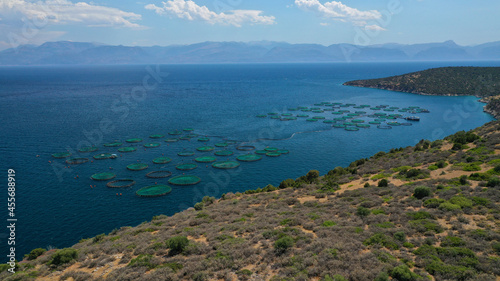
(0, 0, 499, 50)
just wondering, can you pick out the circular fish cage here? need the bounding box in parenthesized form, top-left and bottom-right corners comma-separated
(214, 150, 234, 156)
(178, 151, 195, 157)
(270, 116, 281, 119)
(126, 138, 142, 143)
(136, 185, 172, 197)
(146, 171, 173, 178)
(282, 116, 297, 121)
(195, 156, 217, 163)
(91, 172, 116, 181)
(153, 157, 172, 164)
(296, 114, 309, 118)
(212, 161, 240, 169)
(255, 150, 267, 155)
(179, 136, 191, 140)
(198, 137, 210, 142)
(266, 152, 281, 157)
(126, 163, 148, 171)
(306, 118, 318, 122)
(351, 119, 364, 123)
(387, 122, 401, 126)
(236, 145, 256, 151)
(78, 146, 98, 153)
(197, 146, 215, 152)
(66, 157, 89, 165)
(377, 124, 392, 129)
(345, 127, 360, 131)
(144, 143, 161, 148)
(369, 121, 381, 125)
(215, 142, 228, 147)
(169, 175, 201, 186)
(93, 153, 115, 160)
(236, 154, 263, 162)
(265, 147, 278, 152)
(149, 134, 165, 139)
(107, 179, 136, 188)
(176, 163, 197, 171)
(277, 149, 289, 154)
(165, 138, 179, 143)
(281, 113, 293, 116)
(52, 152, 72, 159)
(313, 116, 325, 120)
(333, 124, 347, 128)
(168, 131, 182, 136)
(118, 147, 137, 153)
(103, 142, 122, 147)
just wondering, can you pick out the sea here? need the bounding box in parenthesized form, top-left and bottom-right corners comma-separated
(0, 61, 498, 261)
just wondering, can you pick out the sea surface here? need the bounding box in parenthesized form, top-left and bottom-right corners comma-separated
(0, 62, 498, 260)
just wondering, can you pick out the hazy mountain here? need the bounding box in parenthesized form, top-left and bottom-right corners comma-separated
(0, 40, 498, 65)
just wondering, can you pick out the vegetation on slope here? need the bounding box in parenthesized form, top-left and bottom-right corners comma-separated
(2, 121, 500, 281)
(344, 67, 500, 117)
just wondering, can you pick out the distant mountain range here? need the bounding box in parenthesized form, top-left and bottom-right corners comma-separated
(1, 40, 499, 65)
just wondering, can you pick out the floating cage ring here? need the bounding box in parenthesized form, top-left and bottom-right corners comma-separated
(236, 154, 263, 162)
(196, 146, 215, 152)
(195, 156, 217, 163)
(126, 138, 142, 143)
(91, 172, 116, 181)
(214, 150, 234, 156)
(93, 153, 116, 160)
(66, 157, 89, 165)
(176, 163, 198, 171)
(149, 134, 165, 139)
(144, 143, 161, 148)
(136, 185, 172, 197)
(153, 157, 172, 164)
(118, 147, 137, 153)
(178, 151, 195, 157)
(126, 163, 149, 171)
(107, 179, 136, 188)
(103, 142, 122, 147)
(212, 161, 240, 169)
(168, 175, 201, 186)
(266, 152, 281, 157)
(146, 171, 173, 179)
(236, 145, 256, 151)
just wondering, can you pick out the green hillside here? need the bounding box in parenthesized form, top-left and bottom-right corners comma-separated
(2, 120, 500, 281)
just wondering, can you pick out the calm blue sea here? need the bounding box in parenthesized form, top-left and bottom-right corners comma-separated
(0, 62, 497, 261)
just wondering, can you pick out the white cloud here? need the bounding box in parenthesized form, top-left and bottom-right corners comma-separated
(320, 22, 329, 26)
(145, 0, 276, 27)
(295, 0, 382, 28)
(365, 24, 386, 31)
(0, 0, 143, 29)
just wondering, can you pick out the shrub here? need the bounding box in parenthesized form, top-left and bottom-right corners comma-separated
(378, 179, 389, 187)
(449, 196, 473, 208)
(436, 160, 448, 168)
(492, 242, 500, 254)
(364, 233, 399, 250)
(279, 179, 296, 189)
(50, 248, 78, 266)
(394, 232, 406, 242)
(413, 186, 431, 199)
(441, 236, 466, 247)
(423, 198, 445, 208)
(407, 211, 433, 220)
(26, 248, 46, 260)
(166, 236, 189, 255)
(486, 177, 500, 187)
(439, 202, 461, 211)
(194, 202, 203, 211)
(390, 265, 420, 281)
(409, 219, 443, 233)
(128, 254, 156, 269)
(323, 274, 348, 281)
(274, 236, 294, 254)
(322, 220, 337, 227)
(356, 206, 370, 217)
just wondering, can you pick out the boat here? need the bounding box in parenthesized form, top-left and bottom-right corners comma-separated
(405, 116, 420, 121)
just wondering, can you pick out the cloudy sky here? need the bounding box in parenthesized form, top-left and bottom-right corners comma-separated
(0, 0, 498, 50)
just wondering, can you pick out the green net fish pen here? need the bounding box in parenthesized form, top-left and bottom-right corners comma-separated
(126, 163, 148, 171)
(103, 142, 122, 147)
(136, 185, 172, 197)
(78, 146, 98, 153)
(126, 138, 142, 143)
(93, 153, 116, 160)
(146, 171, 172, 179)
(153, 157, 172, 164)
(144, 143, 161, 148)
(197, 146, 215, 152)
(195, 156, 217, 163)
(178, 151, 195, 157)
(106, 179, 136, 188)
(212, 161, 240, 169)
(236, 154, 263, 162)
(214, 150, 234, 156)
(168, 175, 201, 186)
(118, 147, 137, 153)
(176, 163, 198, 171)
(149, 134, 164, 139)
(52, 152, 71, 159)
(91, 172, 116, 181)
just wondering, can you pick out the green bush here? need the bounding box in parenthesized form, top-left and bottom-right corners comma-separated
(50, 248, 78, 266)
(305, 170, 320, 183)
(356, 206, 370, 217)
(394, 232, 406, 242)
(166, 236, 189, 255)
(26, 248, 46, 260)
(492, 242, 500, 254)
(274, 236, 294, 254)
(486, 177, 500, 187)
(128, 254, 156, 269)
(449, 196, 473, 208)
(439, 202, 462, 211)
(279, 178, 296, 189)
(436, 160, 448, 168)
(322, 220, 337, 227)
(390, 265, 420, 281)
(413, 186, 431, 199)
(378, 179, 389, 187)
(423, 198, 445, 208)
(441, 236, 466, 247)
(409, 219, 443, 233)
(364, 233, 399, 250)
(194, 202, 203, 211)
